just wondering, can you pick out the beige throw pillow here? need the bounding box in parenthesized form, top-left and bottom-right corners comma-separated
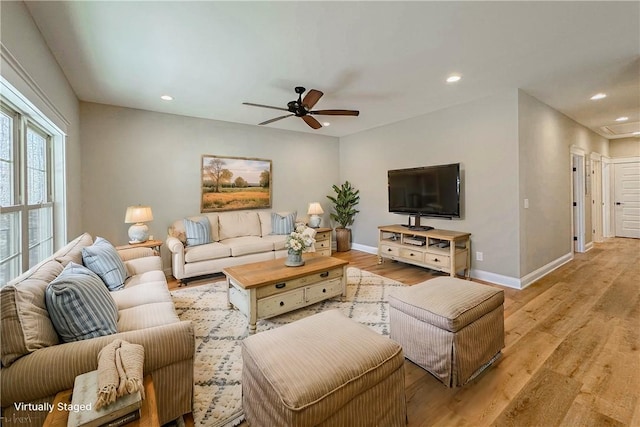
(1, 260, 63, 367)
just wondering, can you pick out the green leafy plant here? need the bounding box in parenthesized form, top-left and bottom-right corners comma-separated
(326, 181, 360, 229)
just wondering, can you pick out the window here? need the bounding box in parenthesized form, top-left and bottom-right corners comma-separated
(1, 103, 54, 284)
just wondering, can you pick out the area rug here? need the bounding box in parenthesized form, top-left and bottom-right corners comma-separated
(170, 267, 406, 427)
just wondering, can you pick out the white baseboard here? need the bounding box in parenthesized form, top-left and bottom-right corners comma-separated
(467, 252, 573, 289)
(350, 243, 573, 291)
(470, 269, 523, 289)
(518, 252, 573, 289)
(351, 243, 378, 254)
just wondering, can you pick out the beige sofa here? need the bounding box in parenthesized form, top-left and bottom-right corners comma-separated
(0, 233, 194, 425)
(167, 210, 298, 283)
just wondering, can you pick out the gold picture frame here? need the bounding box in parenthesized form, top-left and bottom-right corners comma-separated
(201, 155, 272, 212)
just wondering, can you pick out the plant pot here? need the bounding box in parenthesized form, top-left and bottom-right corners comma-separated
(285, 249, 305, 267)
(335, 228, 351, 252)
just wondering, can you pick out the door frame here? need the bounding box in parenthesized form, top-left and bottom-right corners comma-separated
(602, 156, 613, 238)
(571, 146, 586, 253)
(590, 152, 603, 243)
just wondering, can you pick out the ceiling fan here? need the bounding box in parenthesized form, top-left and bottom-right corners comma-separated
(243, 86, 359, 130)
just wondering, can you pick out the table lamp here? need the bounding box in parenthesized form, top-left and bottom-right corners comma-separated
(307, 202, 324, 228)
(125, 205, 154, 243)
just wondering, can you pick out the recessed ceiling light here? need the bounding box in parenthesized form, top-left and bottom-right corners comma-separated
(446, 75, 462, 83)
(615, 116, 629, 122)
(322, 122, 330, 127)
(590, 93, 606, 100)
(160, 95, 173, 101)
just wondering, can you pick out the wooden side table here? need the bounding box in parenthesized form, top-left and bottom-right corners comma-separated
(312, 227, 332, 256)
(116, 239, 163, 256)
(43, 376, 159, 427)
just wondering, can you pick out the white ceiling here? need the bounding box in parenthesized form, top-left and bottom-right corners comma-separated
(25, 1, 640, 139)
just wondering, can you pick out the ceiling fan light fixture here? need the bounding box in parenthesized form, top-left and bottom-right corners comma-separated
(244, 87, 359, 130)
(446, 75, 462, 83)
(590, 93, 606, 100)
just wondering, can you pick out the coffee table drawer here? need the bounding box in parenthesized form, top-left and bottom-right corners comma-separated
(256, 268, 343, 298)
(305, 278, 343, 305)
(258, 289, 305, 318)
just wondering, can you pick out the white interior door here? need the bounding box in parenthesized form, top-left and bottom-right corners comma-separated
(614, 161, 640, 238)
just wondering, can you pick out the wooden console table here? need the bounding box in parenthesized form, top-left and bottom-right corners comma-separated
(378, 225, 471, 279)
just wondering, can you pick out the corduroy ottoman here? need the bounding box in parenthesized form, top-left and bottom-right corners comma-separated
(389, 277, 504, 387)
(241, 309, 406, 427)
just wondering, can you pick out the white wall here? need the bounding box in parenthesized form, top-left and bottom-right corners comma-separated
(340, 90, 521, 281)
(517, 90, 609, 278)
(80, 102, 340, 266)
(609, 137, 640, 158)
(0, 0, 81, 242)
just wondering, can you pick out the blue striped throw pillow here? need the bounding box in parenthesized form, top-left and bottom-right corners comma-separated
(184, 217, 211, 246)
(82, 237, 129, 291)
(271, 211, 296, 235)
(45, 262, 118, 343)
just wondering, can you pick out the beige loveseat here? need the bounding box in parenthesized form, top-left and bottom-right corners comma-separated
(167, 210, 299, 283)
(1, 233, 194, 425)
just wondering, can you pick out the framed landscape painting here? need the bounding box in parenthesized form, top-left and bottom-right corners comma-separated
(201, 155, 272, 212)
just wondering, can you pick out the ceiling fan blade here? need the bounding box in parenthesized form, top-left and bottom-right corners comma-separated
(259, 114, 294, 125)
(243, 102, 289, 112)
(302, 115, 322, 129)
(309, 109, 360, 116)
(302, 89, 324, 109)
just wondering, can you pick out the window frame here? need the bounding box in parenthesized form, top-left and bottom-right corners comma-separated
(1, 99, 56, 282)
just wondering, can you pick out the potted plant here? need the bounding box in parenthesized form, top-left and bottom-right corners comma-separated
(326, 181, 360, 251)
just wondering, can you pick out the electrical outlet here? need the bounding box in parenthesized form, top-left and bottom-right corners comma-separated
(476, 251, 483, 261)
(524, 199, 529, 209)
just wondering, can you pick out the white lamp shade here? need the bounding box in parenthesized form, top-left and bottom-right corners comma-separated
(308, 202, 324, 228)
(125, 205, 153, 243)
(125, 206, 154, 224)
(307, 203, 324, 215)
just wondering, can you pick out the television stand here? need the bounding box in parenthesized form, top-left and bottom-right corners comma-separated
(377, 225, 471, 279)
(407, 225, 434, 231)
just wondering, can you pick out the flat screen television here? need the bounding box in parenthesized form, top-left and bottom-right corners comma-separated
(388, 163, 461, 223)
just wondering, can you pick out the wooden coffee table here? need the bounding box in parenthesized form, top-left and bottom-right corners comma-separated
(224, 254, 348, 334)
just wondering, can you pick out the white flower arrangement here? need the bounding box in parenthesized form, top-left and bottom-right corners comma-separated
(285, 225, 316, 253)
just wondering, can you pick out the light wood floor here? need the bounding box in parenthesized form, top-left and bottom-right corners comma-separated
(172, 237, 640, 426)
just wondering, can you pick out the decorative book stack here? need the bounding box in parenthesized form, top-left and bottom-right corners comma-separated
(68, 370, 142, 427)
